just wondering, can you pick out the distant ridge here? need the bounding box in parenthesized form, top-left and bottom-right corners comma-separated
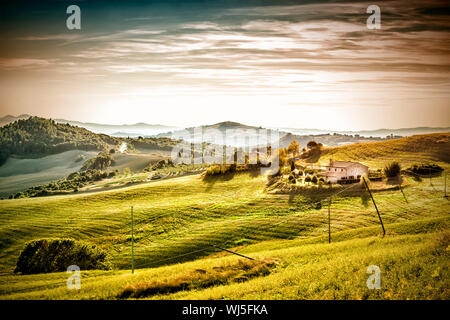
(0, 114, 180, 137)
(1, 114, 448, 139)
(279, 126, 450, 138)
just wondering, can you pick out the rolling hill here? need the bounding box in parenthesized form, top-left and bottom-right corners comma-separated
(0, 117, 185, 198)
(314, 133, 450, 168)
(0, 132, 448, 299)
(0, 170, 447, 299)
(0, 116, 121, 165)
(0, 114, 179, 138)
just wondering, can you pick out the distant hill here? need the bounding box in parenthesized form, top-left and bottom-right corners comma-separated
(193, 121, 258, 131)
(54, 119, 180, 137)
(278, 132, 387, 149)
(0, 116, 121, 165)
(0, 114, 31, 127)
(280, 126, 450, 138)
(0, 114, 179, 137)
(154, 121, 271, 146)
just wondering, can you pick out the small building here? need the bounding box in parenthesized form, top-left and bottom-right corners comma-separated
(323, 159, 368, 183)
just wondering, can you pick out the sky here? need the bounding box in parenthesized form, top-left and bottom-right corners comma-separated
(0, 0, 449, 130)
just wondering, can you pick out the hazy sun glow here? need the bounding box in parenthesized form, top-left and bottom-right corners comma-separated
(0, 0, 449, 130)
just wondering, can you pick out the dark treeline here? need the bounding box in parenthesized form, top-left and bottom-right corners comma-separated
(125, 136, 181, 151)
(0, 116, 121, 165)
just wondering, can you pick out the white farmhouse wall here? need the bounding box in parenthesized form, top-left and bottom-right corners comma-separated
(324, 161, 368, 183)
(346, 164, 368, 179)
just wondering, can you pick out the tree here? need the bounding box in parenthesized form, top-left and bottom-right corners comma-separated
(287, 140, 300, 157)
(384, 162, 401, 178)
(307, 140, 318, 149)
(288, 173, 296, 184)
(278, 148, 287, 168)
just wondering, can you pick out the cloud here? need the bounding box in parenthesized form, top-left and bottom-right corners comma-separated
(0, 58, 51, 69)
(1, 0, 449, 111)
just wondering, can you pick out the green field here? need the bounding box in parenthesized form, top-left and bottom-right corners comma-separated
(0, 134, 449, 299)
(317, 133, 450, 168)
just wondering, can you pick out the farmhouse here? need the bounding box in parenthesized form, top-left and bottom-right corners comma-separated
(323, 159, 368, 183)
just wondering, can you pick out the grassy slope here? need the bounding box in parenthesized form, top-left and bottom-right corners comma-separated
(316, 133, 450, 168)
(0, 133, 448, 299)
(0, 217, 448, 300)
(0, 150, 98, 198)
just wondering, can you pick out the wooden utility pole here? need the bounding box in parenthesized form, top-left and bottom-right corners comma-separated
(131, 206, 135, 274)
(328, 197, 331, 244)
(399, 183, 408, 203)
(363, 178, 386, 237)
(210, 244, 255, 260)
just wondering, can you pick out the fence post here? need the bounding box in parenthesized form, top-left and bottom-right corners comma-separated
(363, 178, 386, 237)
(328, 197, 331, 243)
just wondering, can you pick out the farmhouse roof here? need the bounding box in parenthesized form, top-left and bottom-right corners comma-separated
(326, 159, 368, 168)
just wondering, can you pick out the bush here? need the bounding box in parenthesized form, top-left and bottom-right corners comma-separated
(281, 167, 291, 175)
(384, 162, 401, 178)
(288, 174, 296, 184)
(304, 176, 311, 183)
(307, 140, 318, 149)
(408, 164, 443, 175)
(202, 163, 266, 179)
(82, 152, 115, 171)
(14, 239, 111, 274)
(311, 175, 318, 184)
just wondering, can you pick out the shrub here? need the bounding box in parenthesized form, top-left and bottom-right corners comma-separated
(290, 161, 295, 171)
(311, 175, 318, 184)
(307, 140, 318, 149)
(82, 152, 115, 171)
(203, 165, 224, 177)
(304, 176, 311, 183)
(288, 174, 296, 184)
(14, 239, 111, 274)
(281, 167, 291, 175)
(384, 162, 401, 178)
(408, 164, 443, 175)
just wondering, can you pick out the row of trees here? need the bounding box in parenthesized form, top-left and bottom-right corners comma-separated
(278, 139, 322, 169)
